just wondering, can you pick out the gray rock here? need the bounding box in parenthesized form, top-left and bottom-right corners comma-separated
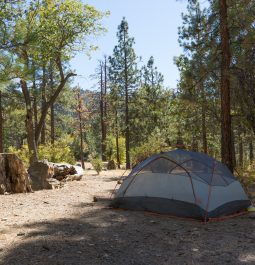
(28, 160, 54, 190)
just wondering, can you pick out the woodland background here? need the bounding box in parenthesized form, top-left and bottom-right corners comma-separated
(0, 0, 254, 176)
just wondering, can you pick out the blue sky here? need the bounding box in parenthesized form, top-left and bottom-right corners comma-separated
(70, 0, 188, 90)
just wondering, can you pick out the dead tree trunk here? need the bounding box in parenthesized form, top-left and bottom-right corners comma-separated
(219, 0, 233, 172)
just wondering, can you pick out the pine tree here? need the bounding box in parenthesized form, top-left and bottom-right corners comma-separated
(109, 18, 139, 169)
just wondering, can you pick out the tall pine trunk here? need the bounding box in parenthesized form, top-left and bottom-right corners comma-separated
(124, 31, 131, 169)
(32, 70, 38, 129)
(50, 104, 55, 145)
(249, 139, 254, 163)
(103, 57, 107, 159)
(219, 0, 233, 172)
(0, 91, 3, 153)
(100, 62, 106, 161)
(50, 67, 55, 145)
(231, 127, 236, 168)
(115, 110, 120, 169)
(238, 132, 243, 168)
(200, 83, 208, 154)
(77, 89, 85, 170)
(41, 65, 46, 145)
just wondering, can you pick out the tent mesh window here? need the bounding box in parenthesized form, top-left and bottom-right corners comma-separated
(136, 157, 189, 177)
(133, 155, 236, 187)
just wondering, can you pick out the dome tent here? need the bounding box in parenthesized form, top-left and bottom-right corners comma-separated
(111, 149, 251, 220)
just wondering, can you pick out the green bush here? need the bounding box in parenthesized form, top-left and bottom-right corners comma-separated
(9, 138, 75, 167)
(105, 134, 126, 165)
(8, 145, 30, 166)
(91, 158, 103, 174)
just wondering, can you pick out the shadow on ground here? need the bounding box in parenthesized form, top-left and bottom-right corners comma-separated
(1, 203, 255, 265)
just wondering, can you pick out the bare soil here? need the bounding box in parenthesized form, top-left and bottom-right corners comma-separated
(0, 166, 255, 265)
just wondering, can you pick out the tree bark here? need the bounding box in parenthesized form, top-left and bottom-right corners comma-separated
(238, 132, 243, 168)
(77, 89, 85, 170)
(100, 62, 106, 161)
(32, 66, 38, 128)
(219, 0, 233, 172)
(0, 91, 3, 153)
(41, 65, 46, 145)
(231, 126, 236, 168)
(104, 55, 107, 117)
(103, 56, 107, 158)
(50, 103, 55, 145)
(200, 83, 208, 154)
(124, 30, 131, 169)
(33, 96, 38, 129)
(49, 63, 55, 145)
(115, 110, 120, 169)
(20, 79, 38, 164)
(249, 139, 254, 163)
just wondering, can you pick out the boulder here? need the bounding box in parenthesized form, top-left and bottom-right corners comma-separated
(28, 161, 83, 190)
(28, 160, 54, 190)
(0, 153, 32, 194)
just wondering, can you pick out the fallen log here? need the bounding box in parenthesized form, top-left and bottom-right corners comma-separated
(53, 163, 77, 181)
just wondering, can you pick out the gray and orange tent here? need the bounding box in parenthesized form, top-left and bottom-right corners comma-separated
(111, 149, 251, 221)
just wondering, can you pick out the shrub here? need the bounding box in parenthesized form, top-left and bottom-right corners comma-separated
(9, 138, 75, 167)
(91, 158, 103, 174)
(105, 134, 126, 165)
(8, 145, 30, 166)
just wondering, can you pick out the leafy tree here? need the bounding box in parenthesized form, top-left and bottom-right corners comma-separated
(1, 0, 106, 164)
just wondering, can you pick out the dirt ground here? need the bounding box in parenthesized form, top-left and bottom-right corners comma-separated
(1, 166, 255, 265)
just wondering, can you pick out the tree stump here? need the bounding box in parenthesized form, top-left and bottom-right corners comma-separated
(107, 160, 116, 170)
(0, 153, 32, 194)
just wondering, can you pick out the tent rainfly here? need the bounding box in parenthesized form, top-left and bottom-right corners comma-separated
(111, 149, 251, 221)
